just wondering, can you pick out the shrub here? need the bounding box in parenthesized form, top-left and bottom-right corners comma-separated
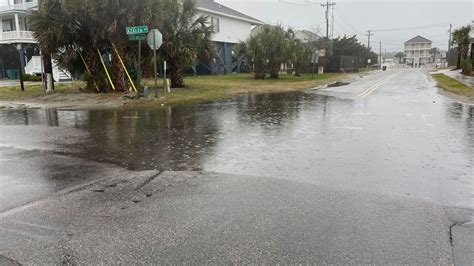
(21, 74, 42, 82)
(460, 59, 472, 75)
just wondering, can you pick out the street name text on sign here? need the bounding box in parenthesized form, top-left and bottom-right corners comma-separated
(126, 26, 149, 35)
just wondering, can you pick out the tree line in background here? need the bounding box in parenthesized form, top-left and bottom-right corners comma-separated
(236, 25, 378, 80)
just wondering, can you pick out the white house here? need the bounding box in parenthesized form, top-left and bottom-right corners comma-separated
(0, 0, 36, 45)
(0, 0, 71, 81)
(294, 30, 319, 43)
(0, 0, 263, 79)
(195, 0, 263, 74)
(404, 35, 432, 67)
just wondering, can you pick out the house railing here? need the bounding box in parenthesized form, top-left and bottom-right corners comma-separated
(0, 31, 35, 42)
(0, 2, 38, 12)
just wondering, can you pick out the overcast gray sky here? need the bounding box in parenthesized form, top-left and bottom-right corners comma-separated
(219, 0, 473, 52)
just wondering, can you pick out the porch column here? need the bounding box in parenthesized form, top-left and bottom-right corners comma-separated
(14, 13, 20, 37)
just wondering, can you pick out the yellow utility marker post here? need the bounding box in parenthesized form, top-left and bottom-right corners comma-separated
(97, 49, 116, 91)
(112, 43, 137, 92)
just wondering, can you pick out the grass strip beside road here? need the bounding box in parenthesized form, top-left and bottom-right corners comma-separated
(432, 74, 474, 98)
(0, 82, 81, 101)
(0, 73, 350, 107)
(141, 73, 349, 106)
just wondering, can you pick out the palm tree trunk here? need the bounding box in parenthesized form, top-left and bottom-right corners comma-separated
(112, 51, 126, 92)
(85, 51, 103, 92)
(253, 63, 265, 79)
(42, 51, 54, 91)
(456, 50, 461, 69)
(270, 64, 279, 79)
(170, 65, 185, 88)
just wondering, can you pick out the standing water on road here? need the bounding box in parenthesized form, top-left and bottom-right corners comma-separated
(0, 70, 473, 209)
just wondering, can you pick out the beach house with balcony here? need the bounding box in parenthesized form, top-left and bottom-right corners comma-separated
(0, 0, 36, 44)
(404, 35, 432, 68)
(0, 0, 72, 81)
(0, 0, 37, 79)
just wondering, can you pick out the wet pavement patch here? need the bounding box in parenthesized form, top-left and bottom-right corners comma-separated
(327, 81, 350, 87)
(0, 255, 20, 266)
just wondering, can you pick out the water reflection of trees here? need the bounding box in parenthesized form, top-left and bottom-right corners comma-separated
(446, 102, 474, 152)
(235, 93, 303, 129)
(69, 106, 221, 171)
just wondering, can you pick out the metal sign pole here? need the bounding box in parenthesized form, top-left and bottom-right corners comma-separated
(137, 40, 142, 93)
(163, 61, 167, 93)
(154, 30, 158, 98)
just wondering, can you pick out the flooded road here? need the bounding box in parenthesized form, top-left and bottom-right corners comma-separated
(1, 69, 473, 264)
(1, 69, 472, 209)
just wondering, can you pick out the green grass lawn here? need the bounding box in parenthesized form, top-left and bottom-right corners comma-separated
(431, 74, 474, 98)
(0, 81, 83, 101)
(140, 73, 348, 105)
(0, 72, 349, 106)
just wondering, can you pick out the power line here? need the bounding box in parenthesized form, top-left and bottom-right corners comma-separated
(333, 8, 365, 35)
(372, 23, 447, 32)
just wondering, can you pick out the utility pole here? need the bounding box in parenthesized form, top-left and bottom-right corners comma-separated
(321, 1, 336, 39)
(448, 24, 452, 51)
(379, 41, 382, 69)
(448, 24, 452, 66)
(330, 5, 335, 39)
(366, 30, 374, 50)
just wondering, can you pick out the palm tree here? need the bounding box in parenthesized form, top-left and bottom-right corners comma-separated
(235, 34, 267, 79)
(29, 0, 163, 92)
(236, 25, 293, 79)
(452, 25, 471, 69)
(263, 25, 293, 78)
(290, 39, 312, 76)
(157, 0, 214, 88)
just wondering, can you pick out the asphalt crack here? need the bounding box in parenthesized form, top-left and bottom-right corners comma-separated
(134, 172, 162, 191)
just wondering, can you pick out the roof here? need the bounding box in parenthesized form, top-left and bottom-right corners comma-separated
(405, 35, 432, 44)
(295, 30, 319, 41)
(195, 0, 263, 25)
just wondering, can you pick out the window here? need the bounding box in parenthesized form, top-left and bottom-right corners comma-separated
(211, 17, 220, 33)
(2, 20, 13, 32)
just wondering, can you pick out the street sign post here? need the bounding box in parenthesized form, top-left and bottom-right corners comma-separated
(126, 26, 149, 35)
(126, 26, 149, 93)
(147, 29, 164, 97)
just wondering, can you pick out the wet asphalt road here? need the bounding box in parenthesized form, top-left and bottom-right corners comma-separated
(0, 69, 473, 264)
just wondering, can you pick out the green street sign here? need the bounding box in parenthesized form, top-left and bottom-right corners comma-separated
(128, 34, 147, 41)
(126, 26, 149, 35)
